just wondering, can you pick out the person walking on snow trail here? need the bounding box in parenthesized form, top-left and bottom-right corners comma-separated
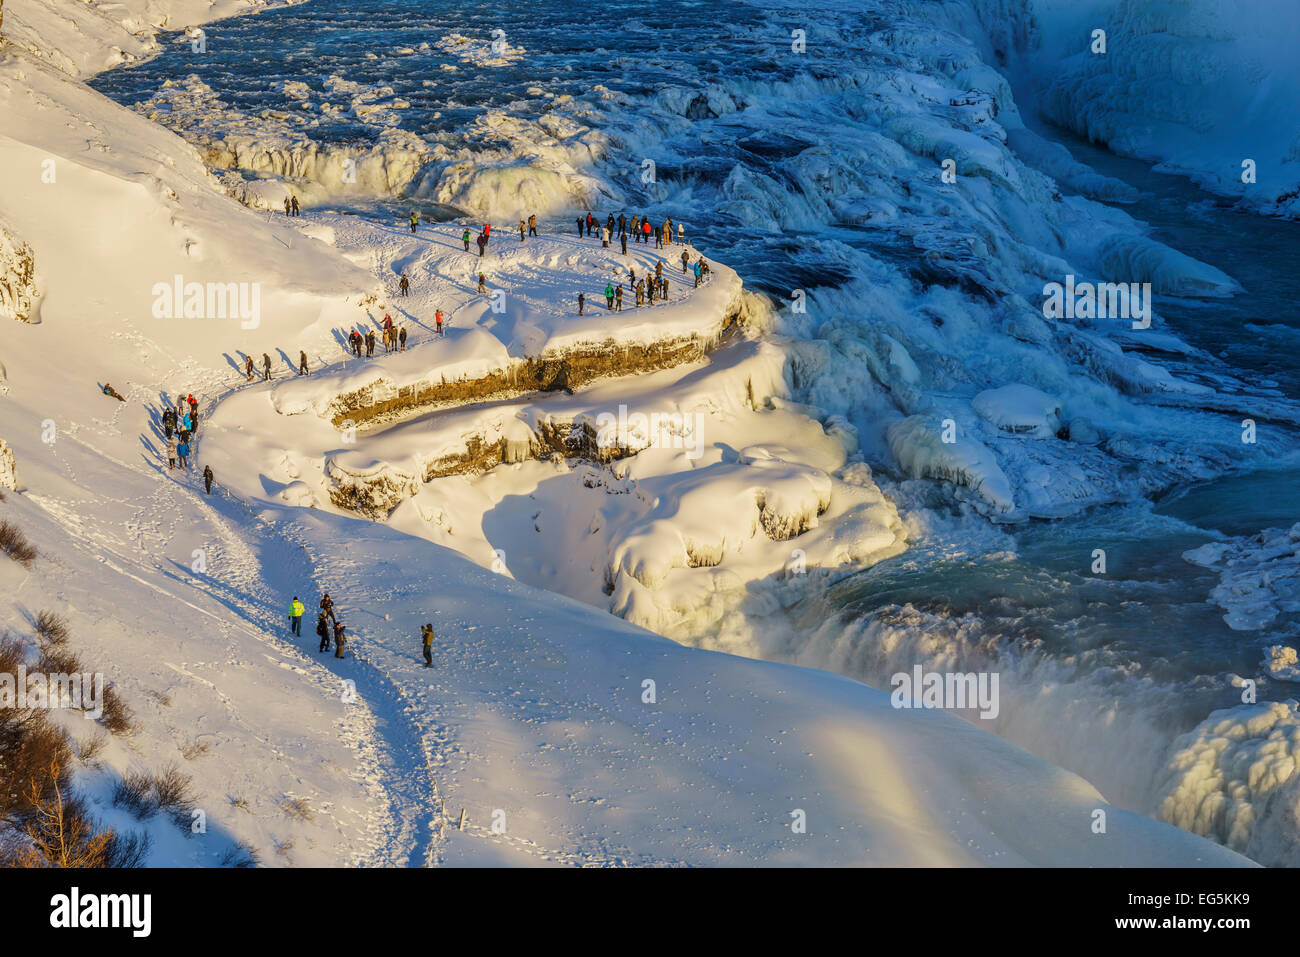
(299, 350, 309, 375)
(399, 326, 408, 350)
(177, 438, 190, 469)
(519, 219, 526, 242)
(462, 227, 472, 252)
(262, 353, 272, 381)
(421, 623, 435, 668)
(203, 464, 214, 495)
(289, 596, 304, 636)
(615, 284, 623, 311)
(163, 406, 176, 439)
(409, 211, 419, 234)
(477, 232, 487, 257)
(528, 213, 537, 237)
(244, 355, 255, 380)
(605, 282, 614, 310)
(399, 273, 410, 296)
(620, 231, 628, 256)
(435, 310, 445, 336)
(333, 621, 347, 659)
(166, 434, 176, 470)
(320, 593, 335, 622)
(477, 272, 486, 294)
(577, 292, 585, 316)
(316, 612, 331, 653)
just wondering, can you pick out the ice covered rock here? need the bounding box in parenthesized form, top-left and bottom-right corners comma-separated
(887, 415, 1015, 514)
(0, 219, 40, 323)
(971, 384, 1062, 438)
(0, 439, 17, 491)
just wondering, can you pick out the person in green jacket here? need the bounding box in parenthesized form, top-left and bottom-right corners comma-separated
(605, 283, 614, 310)
(289, 596, 305, 636)
(462, 228, 471, 251)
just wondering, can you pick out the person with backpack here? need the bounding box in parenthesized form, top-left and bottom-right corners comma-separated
(462, 227, 472, 252)
(681, 249, 690, 274)
(333, 621, 347, 659)
(177, 437, 190, 469)
(519, 219, 526, 242)
(528, 214, 537, 237)
(203, 464, 214, 494)
(163, 406, 176, 439)
(477, 273, 486, 294)
(320, 593, 335, 621)
(420, 623, 435, 668)
(316, 613, 331, 653)
(476, 232, 487, 257)
(694, 259, 703, 287)
(289, 596, 305, 636)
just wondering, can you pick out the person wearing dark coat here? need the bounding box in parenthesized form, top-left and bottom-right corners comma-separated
(320, 593, 335, 621)
(333, 621, 347, 659)
(203, 465, 214, 495)
(316, 613, 331, 653)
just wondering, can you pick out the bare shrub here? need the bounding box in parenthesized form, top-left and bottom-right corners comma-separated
(104, 828, 153, 868)
(228, 795, 250, 812)
(152, 762, 198, 828)
(0, 519, 36, 567)
(33, 610, 69, 646)
(178, 737, 210, 761)
(76, 730, 108, 764)
(98, 683, 135, 735)
(219, 841, 260, 868)
(112, 769, 157, 819)
(0, 637, 74, 822)
(0, 760, 115, 867)
(279, 796, 314, 823)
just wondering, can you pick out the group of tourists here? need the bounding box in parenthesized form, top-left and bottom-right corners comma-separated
(289, 591, 437, 667)
(349, 315, 409, 358)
